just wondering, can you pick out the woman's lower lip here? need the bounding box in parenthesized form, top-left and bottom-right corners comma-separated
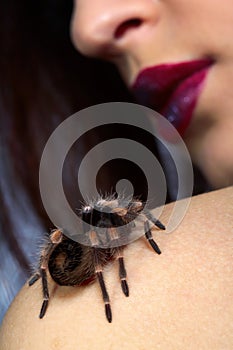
(161, 67, 210, 135)
(132, 59, 213, 135)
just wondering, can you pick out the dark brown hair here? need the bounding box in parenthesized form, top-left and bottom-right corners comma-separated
(0, 0, 132, 321)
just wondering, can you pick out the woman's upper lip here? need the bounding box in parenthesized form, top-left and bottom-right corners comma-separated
(131, 58, 214, 111)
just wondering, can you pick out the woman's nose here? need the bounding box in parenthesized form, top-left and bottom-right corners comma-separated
(71, 0, 159, 58)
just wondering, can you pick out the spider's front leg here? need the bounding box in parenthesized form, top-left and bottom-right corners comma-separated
(28, 229, 63, 318)
(144, 211, 166, 231)
(143, 211, 166, 255)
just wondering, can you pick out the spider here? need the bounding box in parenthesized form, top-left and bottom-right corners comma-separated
(29, 195, 165, 323)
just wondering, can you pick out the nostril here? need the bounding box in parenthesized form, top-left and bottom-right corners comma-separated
(114, 18, 142, 39)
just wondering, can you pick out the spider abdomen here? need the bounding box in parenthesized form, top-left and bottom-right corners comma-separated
(48, 238, 94, 286)
(47, 237, 113, 286)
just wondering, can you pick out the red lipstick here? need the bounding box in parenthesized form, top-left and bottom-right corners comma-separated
(132, 59, 213, 135)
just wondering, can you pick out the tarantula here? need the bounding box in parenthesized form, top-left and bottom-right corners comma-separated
(29, 196, 165, 323)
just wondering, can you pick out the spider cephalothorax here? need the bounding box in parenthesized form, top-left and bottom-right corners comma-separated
(29, 196, 165, 323)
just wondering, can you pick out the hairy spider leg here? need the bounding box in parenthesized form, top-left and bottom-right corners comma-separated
(28, 272, 40, 286)
(118, 252, 129, 297)
(39, 267, 49, 318)
(108, 227, 129, 297)
(141, 210, 165, 253)
(108, 212, 130, 297)
(96, 265, 112, 323)
(144, 220, 162, 255)
(28, 229, 64, 318)
(88, 229, 112, 323)
(144, 211, 166, 230)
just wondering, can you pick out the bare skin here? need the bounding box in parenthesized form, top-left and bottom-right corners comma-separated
(0, 186, 233, 350)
